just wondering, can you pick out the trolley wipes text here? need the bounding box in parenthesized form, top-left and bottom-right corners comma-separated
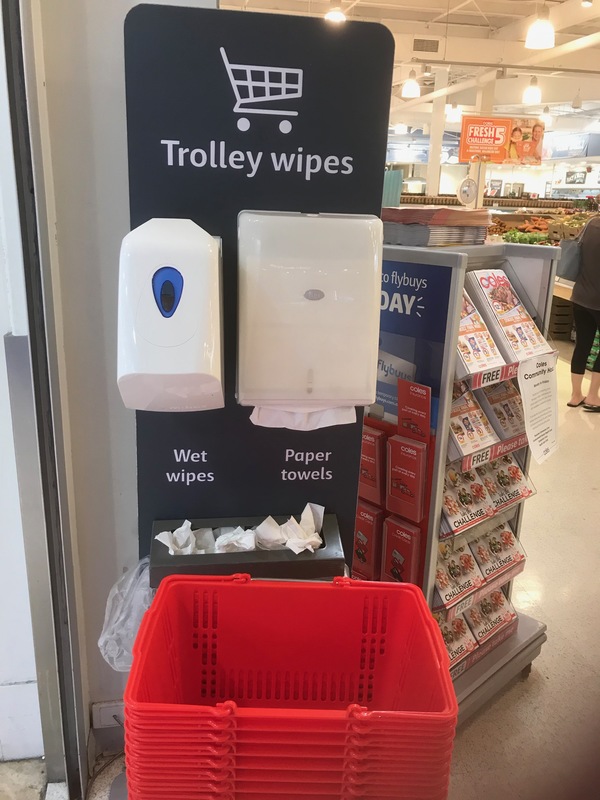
(160, 139, 354, 181)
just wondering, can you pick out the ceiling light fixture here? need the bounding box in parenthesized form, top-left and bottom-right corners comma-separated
(324, 2, 347, 23)
(581, 0, 593, 8)
(525, 6, 555, 50)
(393, 123, 409, 135)
(401, 69, 421, 99)
(523, 76, 542, 105)
(540, 106, 553, 128)
(445, 103, 462, 123)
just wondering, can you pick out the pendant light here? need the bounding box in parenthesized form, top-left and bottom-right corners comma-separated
(540, 106, 553, 128)
(445, 103, 462, 123)
(525, 7, 555, 50)
(401, 70, 421, 99)
(324, 2, 346, 22)
(523, 76, 542, 105)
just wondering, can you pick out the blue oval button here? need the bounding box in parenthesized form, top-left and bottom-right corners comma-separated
(152, 266, 184, 318)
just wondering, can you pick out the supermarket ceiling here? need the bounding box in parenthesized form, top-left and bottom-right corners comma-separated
(221, 0, 600, 127)
(221, 1, 600, 71)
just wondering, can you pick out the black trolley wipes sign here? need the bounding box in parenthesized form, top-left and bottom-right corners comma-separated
(124, 5, 394, 556)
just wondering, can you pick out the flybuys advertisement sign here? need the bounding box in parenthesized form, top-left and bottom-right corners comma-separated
(125, 5, 394, 555)
(377, 259, 452, 417)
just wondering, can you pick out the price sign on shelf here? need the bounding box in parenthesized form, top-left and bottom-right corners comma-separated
(517, 353, 559, 464)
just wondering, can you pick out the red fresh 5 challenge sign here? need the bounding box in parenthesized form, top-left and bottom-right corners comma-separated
(459, 116, 511, 164)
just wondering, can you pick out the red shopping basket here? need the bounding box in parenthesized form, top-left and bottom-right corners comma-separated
(125, 575, 457, 799)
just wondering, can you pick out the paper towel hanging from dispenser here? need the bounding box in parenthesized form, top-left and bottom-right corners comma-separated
(237, 211, 382, 430)
(117, 218, 224, 412)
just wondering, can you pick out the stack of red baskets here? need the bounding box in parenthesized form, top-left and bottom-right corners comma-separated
(125, 575, 458, 799)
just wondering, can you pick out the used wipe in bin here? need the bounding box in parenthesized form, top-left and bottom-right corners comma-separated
(154, 503, 324, 556)
(154, 520, 196, 555)
(214, 527, 256, 552)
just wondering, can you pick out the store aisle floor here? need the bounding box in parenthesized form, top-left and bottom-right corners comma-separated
(449, 341, 600, 800)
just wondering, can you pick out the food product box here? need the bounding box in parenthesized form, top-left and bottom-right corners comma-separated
(447, 388, 500, 461)
(397, 379, 431, 444)
(434, 612, 478, 669)
(469, 523, 526, 582)
(456, 289, 506, 378)
(386, 435, 427, 523)
(351, 500, 385, 581)
(475, 453, 535, 514)
(465, 270, 553, 362)
(464, 590, 518, 646)
(381, 515, 420, 584)
(358, 423, 386, 506)
(441, 465, 494, 536)
(434, 541, 486, 611)
(475, 380, 526, 440)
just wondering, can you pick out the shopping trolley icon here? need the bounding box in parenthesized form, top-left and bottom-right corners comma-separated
(220, 47, 303, 133)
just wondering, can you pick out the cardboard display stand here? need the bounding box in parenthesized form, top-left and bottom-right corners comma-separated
(124, 5, 394, 556)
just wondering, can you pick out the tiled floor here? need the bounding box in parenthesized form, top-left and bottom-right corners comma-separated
(2, 344, 599, 800)
(0, 760, 45, 800)
(93, 341, 600, 798)
(449, 341, 600, 800)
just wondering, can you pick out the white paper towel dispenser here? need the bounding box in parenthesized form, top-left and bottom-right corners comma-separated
(237, 211, 382, 428)
(117, 218, 224, 412)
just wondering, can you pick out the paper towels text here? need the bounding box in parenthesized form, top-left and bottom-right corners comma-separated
(281, 448, 333, 481)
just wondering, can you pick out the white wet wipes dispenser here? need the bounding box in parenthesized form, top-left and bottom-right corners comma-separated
(117, 218, 224, 412)
(237, 211, 382, 430)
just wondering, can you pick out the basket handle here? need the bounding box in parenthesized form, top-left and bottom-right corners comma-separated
(159, 573, 251, 587)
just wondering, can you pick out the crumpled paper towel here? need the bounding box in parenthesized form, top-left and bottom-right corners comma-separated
(155, 503, 325, 556)
(154, 519, 196, 555)
(193, 528, 216, 554)
(282, 504, 324, 554)
(255, 515, 288, 550)
(214, 527, 256, 552)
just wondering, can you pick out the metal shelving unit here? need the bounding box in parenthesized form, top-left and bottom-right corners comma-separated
(385, 242, 558, 723)
(454, 614, 547, 725)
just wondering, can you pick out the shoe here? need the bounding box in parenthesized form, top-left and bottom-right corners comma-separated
(583, 404, 600, 412)
(566, 400, 585, 407)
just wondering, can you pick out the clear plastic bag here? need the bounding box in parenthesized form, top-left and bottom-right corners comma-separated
(98, 557, 154, 672)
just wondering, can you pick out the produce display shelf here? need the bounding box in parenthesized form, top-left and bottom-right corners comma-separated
(433, 557, 526, 622)
(455, 613, 547, 726)
(447, 433, 528, 472)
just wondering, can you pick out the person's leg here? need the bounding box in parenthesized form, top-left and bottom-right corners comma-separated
(570, 304, 597, 405)
(583, 309, 600, 407)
